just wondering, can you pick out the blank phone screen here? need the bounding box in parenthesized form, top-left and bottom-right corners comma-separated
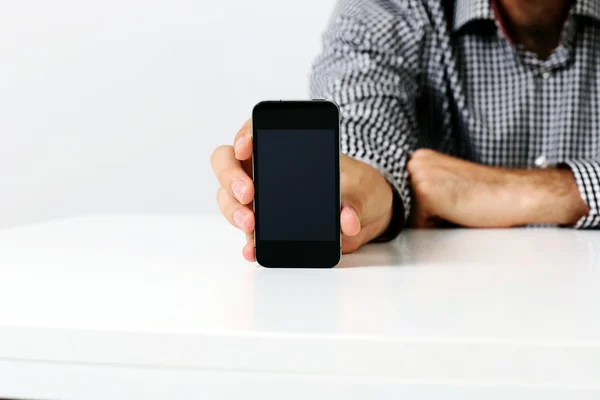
(256, 129, 337, 241)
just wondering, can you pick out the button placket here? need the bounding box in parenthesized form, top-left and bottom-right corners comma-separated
(534, 154, 548, 168)
(542, 70, 551, 80)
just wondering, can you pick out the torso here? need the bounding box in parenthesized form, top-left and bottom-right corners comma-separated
(416, 0, 600, 168)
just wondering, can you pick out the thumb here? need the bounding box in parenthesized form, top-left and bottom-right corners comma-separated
(340, 205, 361, 236)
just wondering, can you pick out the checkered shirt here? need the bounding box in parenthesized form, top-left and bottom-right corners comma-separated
(310, 0, 600, 228)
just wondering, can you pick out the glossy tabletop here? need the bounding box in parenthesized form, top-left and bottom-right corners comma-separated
(0, 215, 599, 398)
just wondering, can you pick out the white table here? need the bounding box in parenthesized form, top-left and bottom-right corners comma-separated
(0, 215, 599, 399)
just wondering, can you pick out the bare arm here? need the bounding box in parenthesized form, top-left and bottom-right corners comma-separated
(407, 149, 590, 228)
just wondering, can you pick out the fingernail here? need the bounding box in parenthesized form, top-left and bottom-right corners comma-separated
(234, 137, 247, 152)
(232, 180, 247, 202)
(233, 209, 246, 230)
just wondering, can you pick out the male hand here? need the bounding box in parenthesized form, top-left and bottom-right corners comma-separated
(210, 119, 395, 261)
(407, 149, 589, 228)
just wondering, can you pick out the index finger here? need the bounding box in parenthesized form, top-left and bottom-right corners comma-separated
(233, 119, 253, 161)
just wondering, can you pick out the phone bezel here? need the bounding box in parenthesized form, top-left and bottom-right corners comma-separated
(252, 100, 341, 268)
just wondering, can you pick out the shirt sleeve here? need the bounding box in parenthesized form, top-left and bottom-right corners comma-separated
(309, 0, 425, 235)
(564, 160, 600, 228)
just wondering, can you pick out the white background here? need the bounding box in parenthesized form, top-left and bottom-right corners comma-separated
(0, 0, 337, 229)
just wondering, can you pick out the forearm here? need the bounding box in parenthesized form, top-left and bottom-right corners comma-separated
(406, 150, 592, 229)
(505, 168, 590, 226)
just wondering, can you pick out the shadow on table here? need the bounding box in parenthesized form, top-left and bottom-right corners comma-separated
(335, 241, 403, 268)
(336, 227, 600, 268)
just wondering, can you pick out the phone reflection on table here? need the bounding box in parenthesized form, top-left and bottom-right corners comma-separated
(246, 267, 342, 333)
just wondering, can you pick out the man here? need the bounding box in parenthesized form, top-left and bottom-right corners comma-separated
(211, 0, 598, 261)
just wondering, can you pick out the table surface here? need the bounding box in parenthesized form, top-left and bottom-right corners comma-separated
(0, 215, 599, 394)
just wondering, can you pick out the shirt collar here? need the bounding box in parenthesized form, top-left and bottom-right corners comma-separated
(453, 0, 495, 32)
(573, 0, 600, 22)
(452, 0, 600, 33)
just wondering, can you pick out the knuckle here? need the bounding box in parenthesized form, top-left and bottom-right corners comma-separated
(406, 157, 423, 175)
(236, 119, 252, 139)
(210, 145, 232, 168)
(409, 169, 425, 184)
(408, 152, 437, 184)
(216, 187, 228, 208)
(412, 148, 434, 159)
(412, 177, 433, 196)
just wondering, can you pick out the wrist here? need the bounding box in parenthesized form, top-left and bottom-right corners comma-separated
(366, 163, 396, 239)
(373, 178, 395, 239)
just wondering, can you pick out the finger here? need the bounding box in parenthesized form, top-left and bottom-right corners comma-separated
(243, 244, 256, 262)
(217, 187, 255, 233)
(340, 205, 361, 236)
(241, 157, 253, 178)
(233, 119, 253, 161)
(211, 145, 254, 205)
(243, 231, 256, 262)
(341, 232, 365, 254)
(408, 201, 444, 228)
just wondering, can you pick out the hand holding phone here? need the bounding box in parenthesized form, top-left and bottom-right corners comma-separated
(210, 101, 395, 267)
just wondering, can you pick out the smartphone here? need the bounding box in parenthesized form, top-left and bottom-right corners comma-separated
(252, 100, 341, 268)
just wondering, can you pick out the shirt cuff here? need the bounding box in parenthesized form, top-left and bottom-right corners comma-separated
(563, 160, 600, 228)
(373, 185, 405, 242)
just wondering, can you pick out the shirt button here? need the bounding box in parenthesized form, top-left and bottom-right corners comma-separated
(535, 154, 548, 168)
(542, 71, 551, 80)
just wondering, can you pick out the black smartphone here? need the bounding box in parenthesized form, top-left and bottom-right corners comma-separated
(252, 100, 341, 268)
